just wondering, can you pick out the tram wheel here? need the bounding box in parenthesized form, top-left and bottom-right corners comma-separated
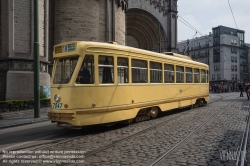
(149, 107, 158, 119)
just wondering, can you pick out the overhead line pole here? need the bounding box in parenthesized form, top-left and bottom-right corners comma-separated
(34, 0, 40, 118)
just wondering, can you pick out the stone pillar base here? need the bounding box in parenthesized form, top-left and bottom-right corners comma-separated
(6, 71, 50, 100)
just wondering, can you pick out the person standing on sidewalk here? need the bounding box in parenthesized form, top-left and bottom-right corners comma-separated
(239, 83, 244, 97)
(245, 84, 250, 100)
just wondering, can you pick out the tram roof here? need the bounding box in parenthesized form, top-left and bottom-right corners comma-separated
(54, 41, 208, 68)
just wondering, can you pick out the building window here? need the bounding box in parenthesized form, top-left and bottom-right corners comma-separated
(217, 74, 221, 80)
(231, 47, 237, 54)
(212, 74, 215, 81)
(234, 39, 237, 45)
(214, 64, 220, 71)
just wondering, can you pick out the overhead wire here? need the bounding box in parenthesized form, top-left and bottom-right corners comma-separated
(177, 14, 204, 36)
(177, 18, 197, 32)
(227, 0, 238, 29)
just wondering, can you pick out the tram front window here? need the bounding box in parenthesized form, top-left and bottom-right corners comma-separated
(53, 57, 78, 84)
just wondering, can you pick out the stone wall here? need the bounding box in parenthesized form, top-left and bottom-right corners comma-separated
(115, 4, 125, 45)
(54, 0, 126, 45)
(0, 0, 2, 53)
(54, 0, 106, 44)
(14, 0, 31, 53)
(39, 0, 45, 57)
(6, 71, 50, 100)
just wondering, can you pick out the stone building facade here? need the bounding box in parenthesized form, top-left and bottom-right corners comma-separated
(0, 0, 178, 101)
(0, 0, 50, 100)
(177, 25, 250, 87)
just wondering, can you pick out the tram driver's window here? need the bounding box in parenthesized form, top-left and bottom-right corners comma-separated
(99, 55, 114, 84)
(118, 57, 129, 84)
(76, 55, 94, 84)
(194, 68, 200, 83)
(132, 59, 148, 83)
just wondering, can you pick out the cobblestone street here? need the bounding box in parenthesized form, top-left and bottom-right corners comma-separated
(2, 93, 250, 166)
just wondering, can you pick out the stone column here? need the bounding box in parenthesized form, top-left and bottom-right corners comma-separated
(1, 0, 50, 100)
(53, 0, 127, 45)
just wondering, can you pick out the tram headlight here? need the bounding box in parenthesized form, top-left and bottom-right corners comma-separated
(54, 94, 60, 102)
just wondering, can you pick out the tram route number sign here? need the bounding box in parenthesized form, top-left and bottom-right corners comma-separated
(53, 103, 62, 109)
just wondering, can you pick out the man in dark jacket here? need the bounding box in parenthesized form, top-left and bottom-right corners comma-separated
(77, 64, 90, 84)
(245, 84, 250, 100)
(239, 83, 244, 97)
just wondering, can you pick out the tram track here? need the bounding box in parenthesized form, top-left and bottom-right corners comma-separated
(236, 105, 250, 166)
(149, 96, 240, 166)
(0, 93, 229, 164)
(82, 94, 228, 158)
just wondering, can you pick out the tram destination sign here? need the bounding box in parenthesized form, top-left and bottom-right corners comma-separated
(55, 43, 76, 54)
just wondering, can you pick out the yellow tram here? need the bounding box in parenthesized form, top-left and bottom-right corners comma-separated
(48, 41, 209, 128)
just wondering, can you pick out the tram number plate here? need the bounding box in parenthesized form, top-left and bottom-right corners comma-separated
(53, 103, 62, 109)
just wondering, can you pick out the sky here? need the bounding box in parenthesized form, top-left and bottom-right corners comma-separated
(177, 0, 250, 43)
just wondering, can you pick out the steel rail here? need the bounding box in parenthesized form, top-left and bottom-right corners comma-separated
(83, 94, 227, 158)
(150, 96, 238, 166)
(236, 105, 250, 166)
(0, 94, 227, 163)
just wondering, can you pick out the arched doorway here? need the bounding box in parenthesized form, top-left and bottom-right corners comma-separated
(126, 8, 167, 52)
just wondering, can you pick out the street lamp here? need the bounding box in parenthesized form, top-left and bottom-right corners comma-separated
(34, 0, 40, 118)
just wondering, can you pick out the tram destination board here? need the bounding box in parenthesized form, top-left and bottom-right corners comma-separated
(55, 43, 76, 54)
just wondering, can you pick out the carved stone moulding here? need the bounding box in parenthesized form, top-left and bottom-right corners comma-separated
(146, 0, 169, 16)
(115, 0, 128, 11)
(0, 61, 8, 71)
(6, 60, 48, 72)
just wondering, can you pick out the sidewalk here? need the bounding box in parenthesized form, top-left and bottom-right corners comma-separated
(0, 107, 50, 129)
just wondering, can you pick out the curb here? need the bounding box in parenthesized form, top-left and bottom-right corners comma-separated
(0, 117, 49, 129)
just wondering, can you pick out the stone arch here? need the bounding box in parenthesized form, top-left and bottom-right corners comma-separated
(126, 8, 167, 52)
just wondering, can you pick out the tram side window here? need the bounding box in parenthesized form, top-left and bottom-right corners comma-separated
(118, 57, 129, 84)
(132, 59, 148, 83)
(186, 67, 193, 83)
(201, 70, 206, 83)
(99, 55, 114, 84)
(76, 55, 94, 84)
(164, 64, 174, 83)
(150, 62, 162, 83)
(194, 68, 200, 83)
(176, 66, 184, 83)
(207, 71, 209, 83)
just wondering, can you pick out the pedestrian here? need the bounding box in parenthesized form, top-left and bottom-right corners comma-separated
(245, 84, 250, 100)
(239, 83, 244, 97)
